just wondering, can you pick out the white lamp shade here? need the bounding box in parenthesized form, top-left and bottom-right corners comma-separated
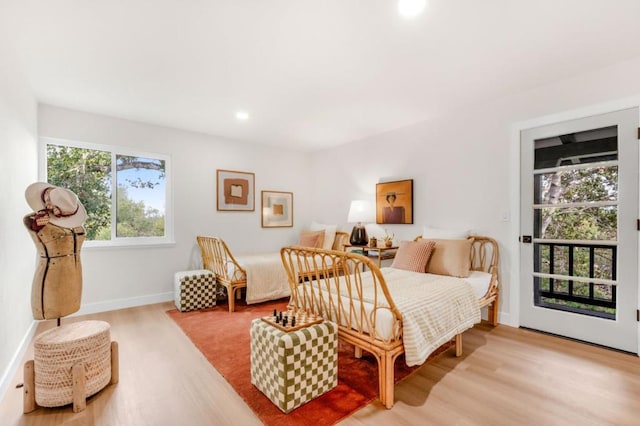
(347, 200, 374, 223)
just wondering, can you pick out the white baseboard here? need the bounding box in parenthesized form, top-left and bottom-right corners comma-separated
(0, 320, 38, 404)
(498, 311, 517, 328)
(72, 292, 174, 317)
(0, 292, 174, 403)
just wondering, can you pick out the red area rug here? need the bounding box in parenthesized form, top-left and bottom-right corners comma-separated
(167, 299, 451, 425)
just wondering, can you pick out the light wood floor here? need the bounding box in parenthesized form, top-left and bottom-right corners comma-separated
(1, 302, 639, 425)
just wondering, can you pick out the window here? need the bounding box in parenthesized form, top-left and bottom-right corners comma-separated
(41, 138, 172, 247)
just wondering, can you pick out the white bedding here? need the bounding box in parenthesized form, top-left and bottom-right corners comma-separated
(426, 270, 493, 299)
(235, 253, 290, 304)
(382, 268, 480, 365)
(297, 267, 485, 366)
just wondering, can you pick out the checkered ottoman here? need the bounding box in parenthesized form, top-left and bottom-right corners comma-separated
(174, 269, 216, 312)
(250, 318, 338, 413)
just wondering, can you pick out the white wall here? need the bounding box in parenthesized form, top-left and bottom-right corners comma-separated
(38, 105, 313, 313)
(0, 34, 39, 396)
(311, 56, 640, 326)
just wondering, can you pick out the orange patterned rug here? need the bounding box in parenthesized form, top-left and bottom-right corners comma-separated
(167, 298, 452, 426)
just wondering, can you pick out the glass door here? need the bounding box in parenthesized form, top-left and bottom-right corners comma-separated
(520, 108, 638, 353)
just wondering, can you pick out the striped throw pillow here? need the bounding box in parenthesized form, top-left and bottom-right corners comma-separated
(390, 240, 436, 272)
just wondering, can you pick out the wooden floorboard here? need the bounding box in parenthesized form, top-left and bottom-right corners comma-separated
(1, 302, 639, 425)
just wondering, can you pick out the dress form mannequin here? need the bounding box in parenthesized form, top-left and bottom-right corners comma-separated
(23, 215, 85, 320)
(24, 183, 88, 321)
(21, 183, 119, 416)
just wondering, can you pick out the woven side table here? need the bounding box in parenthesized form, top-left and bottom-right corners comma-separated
(23, 320, 119, 413)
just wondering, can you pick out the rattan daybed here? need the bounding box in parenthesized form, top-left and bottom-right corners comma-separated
(280, 236, 499, 409)
(197, 232, 349, 312)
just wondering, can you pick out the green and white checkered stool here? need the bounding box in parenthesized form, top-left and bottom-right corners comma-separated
(250, 318, 338, 413)
(174, 269, 216, 312)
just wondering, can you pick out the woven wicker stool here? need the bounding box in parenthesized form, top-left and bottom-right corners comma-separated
(23, 320, 119, 413)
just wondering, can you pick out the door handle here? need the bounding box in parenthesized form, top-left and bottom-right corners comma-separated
(520, 235, 532, 243)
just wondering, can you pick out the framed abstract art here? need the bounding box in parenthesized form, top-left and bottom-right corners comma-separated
(216, 169, 255, 211)
(261, 190, 293, 228)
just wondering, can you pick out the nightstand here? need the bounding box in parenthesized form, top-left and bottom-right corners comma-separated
(345, 244, 398, 268)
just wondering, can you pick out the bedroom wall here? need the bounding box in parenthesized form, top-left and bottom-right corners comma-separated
(38, 105, 313, 313)
(310, 56, 640, 326)
(0, 35, 39, 397)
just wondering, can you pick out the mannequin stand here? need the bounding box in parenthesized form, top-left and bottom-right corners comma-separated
(23, 320, 119, 413)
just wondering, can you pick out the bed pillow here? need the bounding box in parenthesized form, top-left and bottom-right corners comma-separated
(390, 240, 436, 273)
(309, 221, 337, 251)
(426, 238, 473, 278)
(422, 226, 471, 240)
(298, 230, 325, 248)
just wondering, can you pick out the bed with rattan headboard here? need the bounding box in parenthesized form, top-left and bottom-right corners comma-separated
(280, 236, 499, 409)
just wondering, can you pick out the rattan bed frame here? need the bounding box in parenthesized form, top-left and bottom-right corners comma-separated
(197, 232, 349, 312)
(280, 235, 499, 409)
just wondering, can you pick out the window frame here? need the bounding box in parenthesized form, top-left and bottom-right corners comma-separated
(39, 137, 174, 248)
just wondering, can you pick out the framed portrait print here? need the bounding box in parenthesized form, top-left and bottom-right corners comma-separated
(217, 169, 255, 211)
(375, 179, 413, 224)
(261, 190, 293, 228)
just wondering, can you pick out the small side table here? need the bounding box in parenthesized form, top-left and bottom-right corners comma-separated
(250, 318, 337, 413)
(346, 244, 398, 268)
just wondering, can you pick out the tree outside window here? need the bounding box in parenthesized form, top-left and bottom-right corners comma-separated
(44, 140, 170, 245)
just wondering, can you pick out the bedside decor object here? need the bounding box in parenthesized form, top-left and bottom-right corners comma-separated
(383, 229, 395, 247)
(376, 179, 413, 224)
(347, 200, 373, 245)
(261, 191, 293, 228)
(217, 169, 255, 211)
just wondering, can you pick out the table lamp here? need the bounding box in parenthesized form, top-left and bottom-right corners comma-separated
(347, 200, 373, 245)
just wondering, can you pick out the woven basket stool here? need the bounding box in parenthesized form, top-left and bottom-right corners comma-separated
(23, 320, 119, 413)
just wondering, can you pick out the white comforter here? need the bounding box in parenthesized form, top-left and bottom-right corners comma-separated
(236, 253, 290, 304)
(348, 267, 481, 366)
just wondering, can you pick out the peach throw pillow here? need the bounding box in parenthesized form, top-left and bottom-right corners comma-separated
(298, 230, 325, 248)
(426, 238, 473, 278)
(390, 240, 436, 272)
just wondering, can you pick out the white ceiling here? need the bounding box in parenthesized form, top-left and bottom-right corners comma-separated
(4, 0, 640, 150)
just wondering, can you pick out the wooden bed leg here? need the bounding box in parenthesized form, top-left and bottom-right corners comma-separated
(228, 287, 236, 313)
(374, 351, 398, 409)
(455, 334, 463, 357)
(383, 352, 395, 409)
(489, 294, 499, 326)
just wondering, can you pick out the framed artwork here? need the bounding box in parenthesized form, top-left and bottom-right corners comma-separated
(216, 169, 255, 211)
(261, 190, 293, 228)
(375, 179, 413, 224)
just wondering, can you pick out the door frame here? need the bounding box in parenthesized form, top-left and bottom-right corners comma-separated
(508, 98, 640, 355)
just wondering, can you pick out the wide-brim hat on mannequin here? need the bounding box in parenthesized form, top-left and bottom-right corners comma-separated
(25, 182, 87, 228)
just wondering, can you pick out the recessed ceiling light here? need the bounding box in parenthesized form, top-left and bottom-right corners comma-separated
(236, 111, 250, 120)
(398, 0, 427, 18)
